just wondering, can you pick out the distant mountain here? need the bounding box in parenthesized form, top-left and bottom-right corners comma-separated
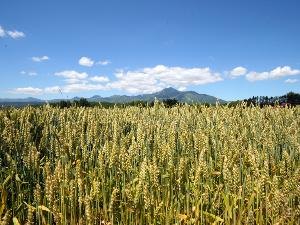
(0, 97, 45, 107)
(0, 97, 43, 103)
(84, 87, 226, 104)
(0, 87, 226, 106)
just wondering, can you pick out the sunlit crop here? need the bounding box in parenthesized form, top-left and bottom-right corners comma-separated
(0, 103, 299, 224)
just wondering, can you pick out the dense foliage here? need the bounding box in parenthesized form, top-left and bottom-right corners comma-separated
(49, 98, 180, 108)
(242, 92, 300, 107)
(0, 103, 299, 224)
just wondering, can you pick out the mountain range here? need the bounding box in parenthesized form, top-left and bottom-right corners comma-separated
(0, 87, 226, 106)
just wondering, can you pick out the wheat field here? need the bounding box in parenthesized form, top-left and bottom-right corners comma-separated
(0, 103, 299, 224)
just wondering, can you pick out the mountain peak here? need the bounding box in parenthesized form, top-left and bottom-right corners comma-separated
(157, 87, 180, 96)
(161, 87, 178, 92)
(91, 95, 101, 98)
(25, 97, 42, 101)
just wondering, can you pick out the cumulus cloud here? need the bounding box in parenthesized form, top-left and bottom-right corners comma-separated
(79, 57, 94, 67)
(54, 70, 88, 80)
(96, 60, 111, 65)
(7, 30, 25, 39)
(32, 56, 49, 62)
(13, 65, 224, 95)
(229, 66, 247, 77)
(44, 86, 61, 94)
(246, 66, 300, 81)
(28, 72, 37, 76)
(0, 25, 25, 39)
(64, 78, 88, 84)
(13, 70, 109, 95)
(109, 65, 223, 94)
(62, 83, 108, 93)
(52, 71, 110, 92)
(14, 87, 43, 95)
(0, 26, 5, 37)
(14, 83, 108, 95)
(20, 71, 37, 76)
(13, 64, 300, 96)
(285, 78, 298, 84)
(14, 86, 60, 95)
(90, 76, 110, 82)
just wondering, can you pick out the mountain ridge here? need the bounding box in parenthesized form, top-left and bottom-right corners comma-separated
(0, 87, 226, 105)
(87, 87, 226, 104)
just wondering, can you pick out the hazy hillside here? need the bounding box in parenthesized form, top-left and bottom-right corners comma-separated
(1, 87, 226, 106)
(88, 87, 226, 104)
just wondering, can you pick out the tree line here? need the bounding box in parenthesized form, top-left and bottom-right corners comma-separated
(49, 98, 181, 108)
(242, 92, 300, 107)
(49, 92, 300, 108)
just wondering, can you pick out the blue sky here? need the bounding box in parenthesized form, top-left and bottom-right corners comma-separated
(0, 0, 300, 101)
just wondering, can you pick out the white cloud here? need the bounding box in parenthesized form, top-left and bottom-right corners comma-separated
(44, 86, 61, 94)
(28, 72, 37, 76)
(271, 66, 300, 77)
(0, 25, 25, 39)
(0, 26, 25, 39)
(90, 76, 110, 82)
(12, 64, 300, 96)
(285, 78, 298, 84)
(32, 56, 49, 62)
(52, 71, 110, 92)
(54, 70, 88, 80)
(64, 78, 88, 84)
(14, 87, 43, 95)
(246, 66, 300, 81)
(7, 30, 25, 39)
(14, 82, 108, 95)
(62, 83, 108, 93)
(145, 65, 223, 85)
(15, 64, 222, 95)
(96, 60, 111, 65)
(79, 57, 94, 67)
(0, 26, 5, 37)
(78, 57, 111, 67)
(20, 71, 37, 76)
(229, 66, 247, 77)
(109, 65, 223, 94)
